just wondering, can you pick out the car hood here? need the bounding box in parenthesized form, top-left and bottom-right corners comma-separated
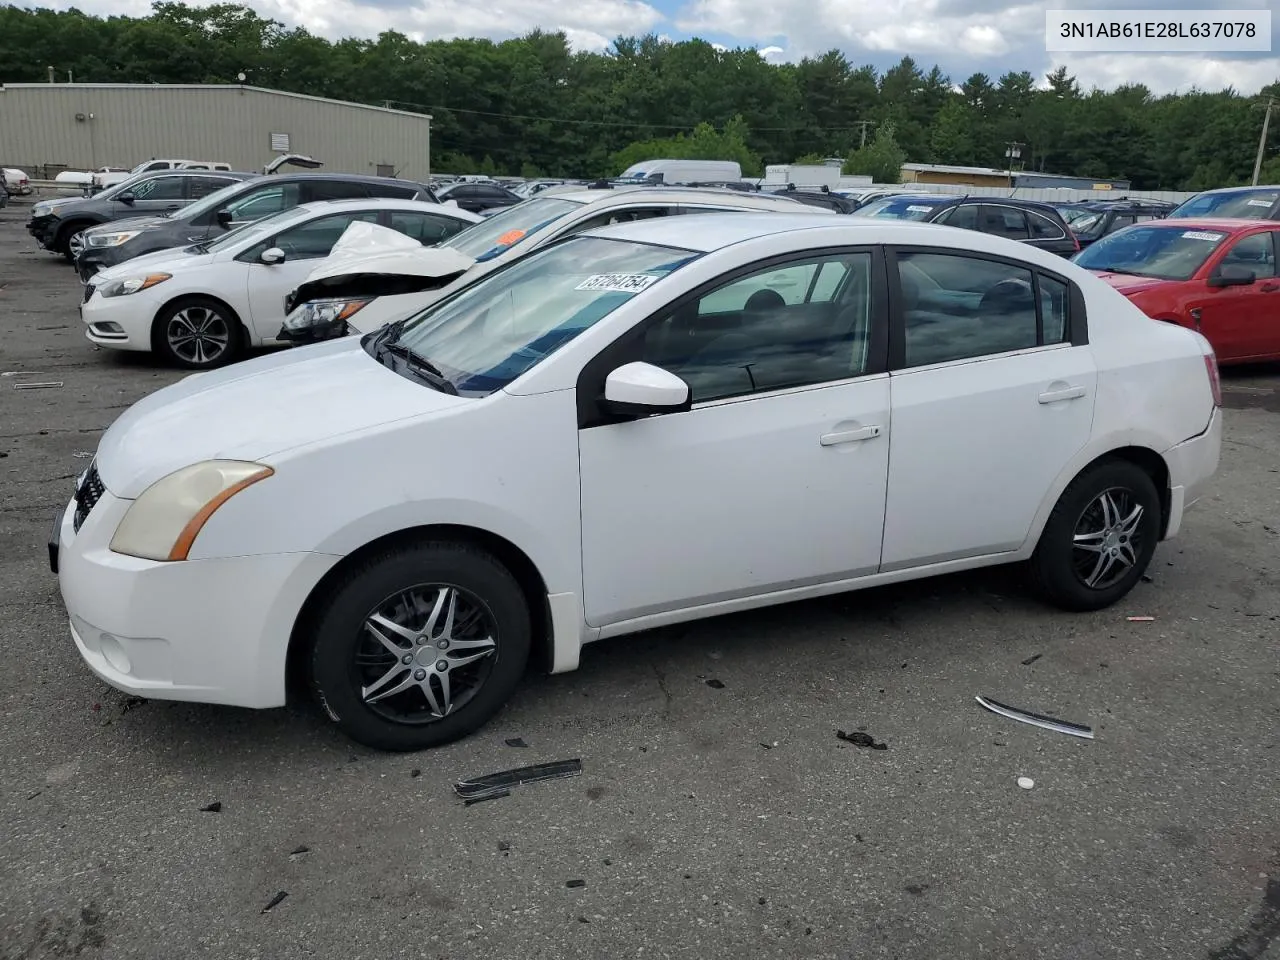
(286, 222, 476, 313)
(83, 214, 169, 236)
(94, 337, 470, 498)
(1092, 271, 1172, 296)
(92, 246, 207, 283)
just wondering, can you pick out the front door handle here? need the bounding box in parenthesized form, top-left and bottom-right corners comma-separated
(1262, 282, 1279, 292)
(1038, 385, 1086, 404)
(820, 425, 881, 446)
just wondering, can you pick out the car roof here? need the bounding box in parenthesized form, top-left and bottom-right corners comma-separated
(543, 186, 814, 210)
(290, 197, 472, 215)
(1186, 185, 1280, 196)
(581, 211, 991, 253)
(252, 172, 428, 187)
(1117, 217, 1267, 233)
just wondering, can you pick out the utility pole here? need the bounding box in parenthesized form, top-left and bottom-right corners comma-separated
(1004, 141, 1024, 186)
(853, 120, 875, 149)
(1252, 96, 1275, 186)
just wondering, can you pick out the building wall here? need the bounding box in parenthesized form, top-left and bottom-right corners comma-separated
(900, 168, 1012, 187)
(0, 84, 431, 180)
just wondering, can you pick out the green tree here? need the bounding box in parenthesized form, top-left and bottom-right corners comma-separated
(844, 123, 905, 183)
(929, 99, 976, 164)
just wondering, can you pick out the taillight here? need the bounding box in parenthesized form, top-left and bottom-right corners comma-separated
(1203, 353, 1221, 407)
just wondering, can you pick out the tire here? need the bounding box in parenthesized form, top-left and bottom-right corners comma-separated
(55, 221, 94, 260)
(309, 542, 532, 751)
(1028, 458, 1161, 612)
(152, 296, 243, 370)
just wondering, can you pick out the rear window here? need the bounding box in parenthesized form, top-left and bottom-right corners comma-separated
(1169, 189, 1279, 219)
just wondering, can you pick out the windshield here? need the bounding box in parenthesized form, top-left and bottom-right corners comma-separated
(178, 179, 259, 223)
(381, 235, 699, 395)
(440, 196, 585, 261)
(202, 205, 315, 253)
(1168, 188, 1280, 219)
(1073, 224, 1228, 280)
(1070, 212, 1107, 238)
(854, 196, 948, 220)
(1057, 206, 1093, 224)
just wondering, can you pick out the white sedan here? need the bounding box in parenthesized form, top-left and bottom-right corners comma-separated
(53, 214, 1222, 751)
(78, 198, 482, 369)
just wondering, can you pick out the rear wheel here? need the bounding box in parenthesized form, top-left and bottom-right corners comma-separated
(1028, 459, 1161, 611)
(309, 542, 531, 751)
(152, 297, 243, 369)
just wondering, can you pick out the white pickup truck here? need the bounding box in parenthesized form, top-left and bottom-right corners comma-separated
(90, 159, 232, 192)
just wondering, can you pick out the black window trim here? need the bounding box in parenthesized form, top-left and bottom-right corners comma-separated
(575, 245, 890, 429)
(883, 244, 1089, 373)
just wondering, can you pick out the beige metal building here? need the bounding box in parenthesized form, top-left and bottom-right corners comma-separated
(0, 83, 432, 180)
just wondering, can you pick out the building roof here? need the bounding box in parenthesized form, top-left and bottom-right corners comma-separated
(0, 83, 432, 121)
(903, 163, 1015, 177)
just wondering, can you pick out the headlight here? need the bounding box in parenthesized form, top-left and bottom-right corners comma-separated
(87, 230, 142, 248)
(282, 298, 371, 332)
(33, 201, 52, 216)
(110, 461, 274, 561)
(99, 273, 171, 298)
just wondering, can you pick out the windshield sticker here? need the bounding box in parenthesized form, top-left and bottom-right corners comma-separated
(906, 205, 933, 213)
(575, 273, 662, 293)
(1181, 231, 1225, 242)
(496, 229, 527, 245)
(1246, 198, 1275, 207)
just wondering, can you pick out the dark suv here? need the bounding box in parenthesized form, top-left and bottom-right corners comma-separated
(855, 194, 1080, 256)
(75, 173, 439, 279)
(433, 181, 522, 214)
(1167, 185, 1280, 220)
(1059, 198, 1175, 249)
(28, 170, 254, 258)
(767, 184, 860, 213)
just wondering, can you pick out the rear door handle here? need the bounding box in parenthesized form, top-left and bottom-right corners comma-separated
(1038, 385, 1086, 404)
(820, 425, 881, 446)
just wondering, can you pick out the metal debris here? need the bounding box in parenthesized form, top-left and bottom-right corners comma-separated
(454, 759, 582, 802)
(464, 789, 509, 805)
(13, 381, 63, 390)
(1127, 616, 1156, 622)
(975, 695, 1094, 740)
(73, 451, 92, 458)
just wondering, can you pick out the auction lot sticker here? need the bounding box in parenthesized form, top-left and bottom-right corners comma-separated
(1181, 231, 1226, 242)
(576, 274, 662, 292)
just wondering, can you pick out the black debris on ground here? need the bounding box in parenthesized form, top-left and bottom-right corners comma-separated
(705, 679, 725, 689)
(497, 841, 510, 852)
(120, 696, 146, 713)
(504, 737, 528, 748)
(566, 879, 586, 889)
(836, 730, 889, 751)
(261, 891, 288, 913)
(289, 845, 309, 856)
(199, 801, 222, 813)
(1021, 653, 1042, 666)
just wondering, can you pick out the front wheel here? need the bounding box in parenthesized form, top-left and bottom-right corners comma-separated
(1028, 459, 1161, 612)
(152, 297, 243, 369)
(309, 542, 532, 751)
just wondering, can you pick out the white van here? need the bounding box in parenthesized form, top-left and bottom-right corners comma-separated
(619, 159, 742, 185)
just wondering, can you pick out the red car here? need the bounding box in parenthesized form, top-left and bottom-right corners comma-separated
(1073, 217, 1280, 364)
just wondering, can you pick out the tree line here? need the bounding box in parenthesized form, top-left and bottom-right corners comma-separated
(2, 2, 1278, 189)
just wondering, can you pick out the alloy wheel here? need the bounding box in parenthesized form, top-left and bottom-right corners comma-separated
(1071, 486, 1145, 590)
(166, 306, 231, 365)
(354, 584, 499, 725)
(68, 231, 86, 258)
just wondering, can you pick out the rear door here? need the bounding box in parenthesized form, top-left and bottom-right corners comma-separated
(881, 246, 1096, 569)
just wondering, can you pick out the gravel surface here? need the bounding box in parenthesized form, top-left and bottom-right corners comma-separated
(1, 200, 1278, 960)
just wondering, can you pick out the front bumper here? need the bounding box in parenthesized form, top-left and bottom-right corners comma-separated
(55, 491, 338, 708)
(80, 285, 163, 351)
(1161, 406, 1223, 539)
(76, 243, 134, 277)
(28, 215, 58, 248)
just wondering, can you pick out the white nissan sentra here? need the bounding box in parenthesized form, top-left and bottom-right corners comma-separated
(52, 214, 1223, 751)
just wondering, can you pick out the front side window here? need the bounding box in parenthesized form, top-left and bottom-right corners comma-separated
(1073, 224, 1227, 280)
(388, 236, 699, 395)
(1217, 232, 1277, 278)
(937, 204, 978, 230)
(129, 177, 186, 201)
(265, 211, 382, 260)
(640, 252, 874, 402)
(896, 252, 1066, 368)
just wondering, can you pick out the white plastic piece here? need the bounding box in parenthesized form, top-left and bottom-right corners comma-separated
(1017, 776, 1035, 790)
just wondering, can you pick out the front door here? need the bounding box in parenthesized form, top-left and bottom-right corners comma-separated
(1193, 230, 1280, 362)
(881, 248, 1098, 570)
(115, 175, 187, 218)
(240, 210, 381, 341)
(577, 250, 891, 627)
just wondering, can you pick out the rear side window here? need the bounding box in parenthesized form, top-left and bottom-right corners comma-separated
(388, 210, 469, 244)
(1028, 212, 1065, 239)
(938, 204, 978, 230)
(369, 183, 421, 199)
(895, 251, 1068, 368)
(188, 176, 236, 199)
(979, 206, 1029, 240)
(309, 181, 372, 201)
(567, 207, 675, 234)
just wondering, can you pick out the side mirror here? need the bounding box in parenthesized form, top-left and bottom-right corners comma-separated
(216, 209, 234, 227)
(601, 362, 691, 418)
(1208, 264, 1256, 287)
(260, 247, 286, 265)
(117, 190, 135, 204)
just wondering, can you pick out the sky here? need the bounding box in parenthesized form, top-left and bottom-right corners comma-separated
(44, 0, 1280, 96)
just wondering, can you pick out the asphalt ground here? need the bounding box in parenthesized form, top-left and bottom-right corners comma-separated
(1, 199, 1278, 960)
